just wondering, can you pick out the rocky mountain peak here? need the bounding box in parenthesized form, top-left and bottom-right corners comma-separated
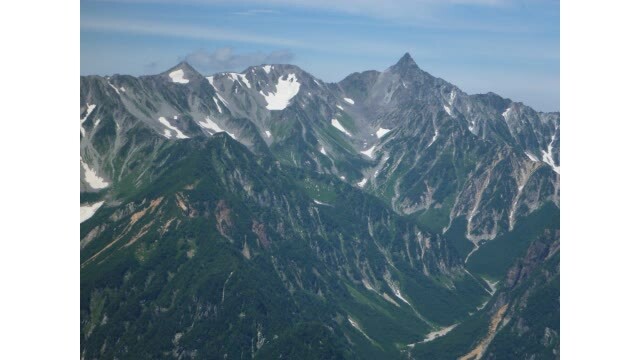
(161, 61, 202, 84)
(395, 52, 418, 69)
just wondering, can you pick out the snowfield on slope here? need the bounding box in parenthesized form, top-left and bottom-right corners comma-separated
(375, 127, 391, 138)
(169, 69, 189, 84)
(331, 118, 352, 136)
(261, 73, 300, 110)
(198, 117, 236, 139)
(80, 104, 96, 137)
(81, 201, 104, 223)
(80, 157, 109, 189)
(158, 117, 189, 139)
(360, 146, 376, 158)
(228, 72, 251, 88)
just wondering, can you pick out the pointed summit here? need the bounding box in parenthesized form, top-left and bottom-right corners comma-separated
(162, 61, 202, 84)
(393, 52, 419, 70)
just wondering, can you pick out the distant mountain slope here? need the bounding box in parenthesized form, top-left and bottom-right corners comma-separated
(80, 53, 559, 359)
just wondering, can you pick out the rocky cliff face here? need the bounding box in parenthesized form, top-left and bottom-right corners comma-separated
(80, 53, 559, 359)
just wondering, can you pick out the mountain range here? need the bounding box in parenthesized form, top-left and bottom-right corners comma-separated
(80, 53, 560, 359)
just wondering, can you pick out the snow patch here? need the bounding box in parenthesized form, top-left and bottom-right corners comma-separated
(81, 201, 104, 223)
(502, 107, 512, 119)
(388, 283, 411, 305)
(215, 93, 230, 108)
(343, 97, 354, 105)
(81, 157, 109, 189)
(336, 104, 344, 111)
(360, 145, 376, 158)
(428, 129, 439, 147)
(212, 97, 223, 113)
(261, 73, 300, 110)
(313, 199, 330, 206)
(331, 118, 352, 136)
(320, 146, 327, 155)
(263, 65, 272, 74)
(169, 69, 189, 84)
(375, 127, 391, 138)
(444, 105, 452, 116)
(108, 82, 120, 94)
(525, 151, 540, 162)
(357, 178, 367, 188)
(265, 130, 272, 138)
(197, 117, 236, 139)
(348, 317, 374, 342)
(80, 104, 96, 137)
(449, 90, 457, 105)
(158, 116, 189, 139)
(228, 72, 251, 88)
(541, 129, 560, 174)
(408, 324, 459, 348)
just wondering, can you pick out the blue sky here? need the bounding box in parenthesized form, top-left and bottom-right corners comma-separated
(81, 0, 559, 111)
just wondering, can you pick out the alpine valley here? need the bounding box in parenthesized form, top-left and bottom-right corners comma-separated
(80, 53, 559, 359)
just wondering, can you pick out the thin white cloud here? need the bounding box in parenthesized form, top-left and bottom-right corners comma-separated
(185, 47, 294, 73)
(95, 0, 512, 22)
(81, 17, 303, 48)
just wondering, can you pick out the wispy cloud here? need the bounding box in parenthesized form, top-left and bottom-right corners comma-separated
(81, 17, 303, 48)
(231, 9, 281, 16)
(93, 0, 512, 22)
(184, 47, 294, 73)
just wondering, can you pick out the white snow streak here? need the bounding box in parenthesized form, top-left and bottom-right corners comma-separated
(108, 82, 120, 95)
(336, 104, 344, 111)
(428, 129, 439, 147)
(449, 90, 457, 105)
(408, 324, 459, 348)
(541, 128, 560, 174)
(169, 69, 189, 84)
(263, 65, 272, 74)
(228, 72, 251, 88)
(331, 118, 352, 136)
(265, 130, 272, 138)
(261, 73, 300, 110)
(348, 317, 374, 342)
(81, 201, 104, 223)
(502, 107, 512, 119)
(525, 151, 540, 162)
(158, 116, 189, 139)
(357, 178, 367, 188)
(215, 93, 230, 108)
(376, 127, 391, 138)
(80, 104, 96, 137)
(444, 105, 452, 116)
(197, 117, 236, 139)
(212, 97, 223, 113)
(343, 97, 355, 105)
